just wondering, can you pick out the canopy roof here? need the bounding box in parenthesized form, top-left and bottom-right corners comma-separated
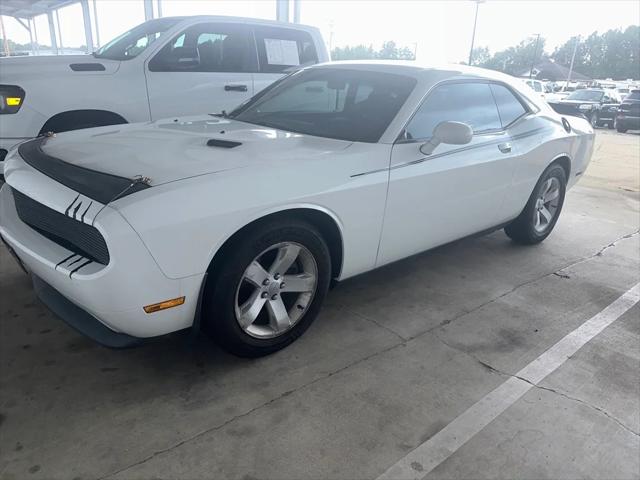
(0, 0, 76, 19)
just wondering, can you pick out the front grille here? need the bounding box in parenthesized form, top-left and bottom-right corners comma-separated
(12, 188, 110, 265)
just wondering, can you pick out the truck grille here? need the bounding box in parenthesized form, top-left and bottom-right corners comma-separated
(12, 188, 110, 265)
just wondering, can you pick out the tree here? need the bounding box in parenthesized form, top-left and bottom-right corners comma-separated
(551, 26, 640, 80)
(475, 36, 547, 75)
(469, 46, 490, 66)
(331, 41, 416, 61)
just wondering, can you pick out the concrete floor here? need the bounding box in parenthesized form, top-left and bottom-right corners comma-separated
(0, 130, 638, 480)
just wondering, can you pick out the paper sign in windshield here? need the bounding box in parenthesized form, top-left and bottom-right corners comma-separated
(264, 39, 300, 65)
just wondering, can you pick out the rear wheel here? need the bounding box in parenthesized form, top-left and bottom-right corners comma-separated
(204, 219, 331, 357)
(616, 118, 628, 133)
(505, 164, 567, 245)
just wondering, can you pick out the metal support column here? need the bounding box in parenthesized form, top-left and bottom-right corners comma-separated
(80, 0, 94, 52)
(292, 0, 300, 23)
(143, 0, 154, 21)
(92, 0, 100, 47)
(32, 17, 40, 55)
(55, 9, 63, 53)
(47, 11, 58, 54)
(276, 0, 289, 22)
(27, 18, 36, 55)
(156, 0, 163, 18)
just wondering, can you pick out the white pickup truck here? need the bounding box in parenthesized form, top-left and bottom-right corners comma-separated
(0, 15, 328, 174)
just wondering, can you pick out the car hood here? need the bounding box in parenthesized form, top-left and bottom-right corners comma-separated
(38, 116, 353, 186)
(0, 54, 120, 81)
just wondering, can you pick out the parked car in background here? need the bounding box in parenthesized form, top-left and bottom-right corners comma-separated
(523, 79, 546, 99)
(1, 63, 594, 356)
(0, 16, 328, 175)
(547, 89, 619, 128)
(615, 89, 640, 133)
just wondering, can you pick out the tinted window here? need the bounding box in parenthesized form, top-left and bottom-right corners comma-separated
(254, 26, 319, 73)
(230, 68, 416, 143)
(490, 84, 527, 127)
(149, 23, 255, 72)
(406, 82, 501, 139)
(94, 18, 180, 60)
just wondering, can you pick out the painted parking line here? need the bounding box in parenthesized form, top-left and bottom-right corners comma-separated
(377, 282, 640, 480)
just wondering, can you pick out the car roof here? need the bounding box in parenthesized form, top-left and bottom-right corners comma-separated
(312, 60, 521, 83)
(162, 15, 320, 32)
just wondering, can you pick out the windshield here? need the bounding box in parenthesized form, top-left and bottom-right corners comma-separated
(566, 90, 604, 102)
(93, 18, 181, 60)
(229, 68, 416, 143)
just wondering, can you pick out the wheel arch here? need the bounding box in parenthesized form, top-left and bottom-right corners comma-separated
(39, 109, 128, 135)
(550, 153, 571, 180)
(206, 205, 345, 284)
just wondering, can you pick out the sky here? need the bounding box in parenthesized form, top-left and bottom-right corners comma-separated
(2, 0, 639, 63)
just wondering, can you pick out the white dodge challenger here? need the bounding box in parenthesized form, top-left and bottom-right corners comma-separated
(0, 62, 594, 356)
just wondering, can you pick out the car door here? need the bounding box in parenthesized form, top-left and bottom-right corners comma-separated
(377, 81, 525, 266)
(145, 22, 256, 119)
(252, 25, 320, 96)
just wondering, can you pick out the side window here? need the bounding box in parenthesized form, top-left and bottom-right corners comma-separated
(490, 84, 527, 127)
(405, 82, 501, 140)
(149, 23, 255, 72)
(254, 26, 319, 73)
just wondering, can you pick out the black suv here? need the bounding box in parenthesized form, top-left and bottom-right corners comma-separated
(548, 89, 619, 129)
(615, 90, 640, 133)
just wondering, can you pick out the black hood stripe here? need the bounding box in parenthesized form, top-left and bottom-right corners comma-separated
(18, 137, 151, 204)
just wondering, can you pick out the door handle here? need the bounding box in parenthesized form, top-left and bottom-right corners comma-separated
(498, 142, 512, 153)
(224, 84, 248, 92)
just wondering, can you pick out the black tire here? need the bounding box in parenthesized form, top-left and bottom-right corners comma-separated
(203, 219, 331, 357)
(616, 122, 628, 133)
(590, 113, 599, 128)
(607, 121, 615, 130)
(505, 163, 567, 245)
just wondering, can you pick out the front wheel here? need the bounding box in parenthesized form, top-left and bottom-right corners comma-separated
(590, 113, 600, 128)
(505, 164, 567, 245)
(204, 219, 331, 357)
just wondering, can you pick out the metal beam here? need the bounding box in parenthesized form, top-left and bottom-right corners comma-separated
(156, 0, 163, 17)
(80, 0, 93, 52)
(276, 0, 289, 22)
(143, 0, 153, 21)
(47, 11, 58, 54)
(32, 16, 40, 55)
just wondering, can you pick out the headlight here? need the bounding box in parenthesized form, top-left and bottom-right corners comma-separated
(0, 85, 26, 114)
(578, 104, 592, 110)
(609, 106, 619, 112)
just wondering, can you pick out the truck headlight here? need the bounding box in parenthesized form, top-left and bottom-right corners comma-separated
(0, 85, 26, 114)
(578, 104, 592, 111)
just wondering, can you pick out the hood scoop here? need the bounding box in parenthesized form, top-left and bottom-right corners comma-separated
(206, 138, 242, 149)
(70, 63, 106, 71)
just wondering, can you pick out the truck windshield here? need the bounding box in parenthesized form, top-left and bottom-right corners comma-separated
(229, 68, 416, 143)
(93, 18, 181, 60)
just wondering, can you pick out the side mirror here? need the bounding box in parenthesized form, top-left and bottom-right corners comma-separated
(420, 121, 473, 155)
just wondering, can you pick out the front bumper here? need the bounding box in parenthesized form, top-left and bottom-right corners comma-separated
(32, 275, 143, 348)
(0, 180, 204, 341)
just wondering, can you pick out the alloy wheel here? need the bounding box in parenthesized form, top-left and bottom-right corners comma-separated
(234, 242, 318, 339)
(533, 177, 561, 233)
